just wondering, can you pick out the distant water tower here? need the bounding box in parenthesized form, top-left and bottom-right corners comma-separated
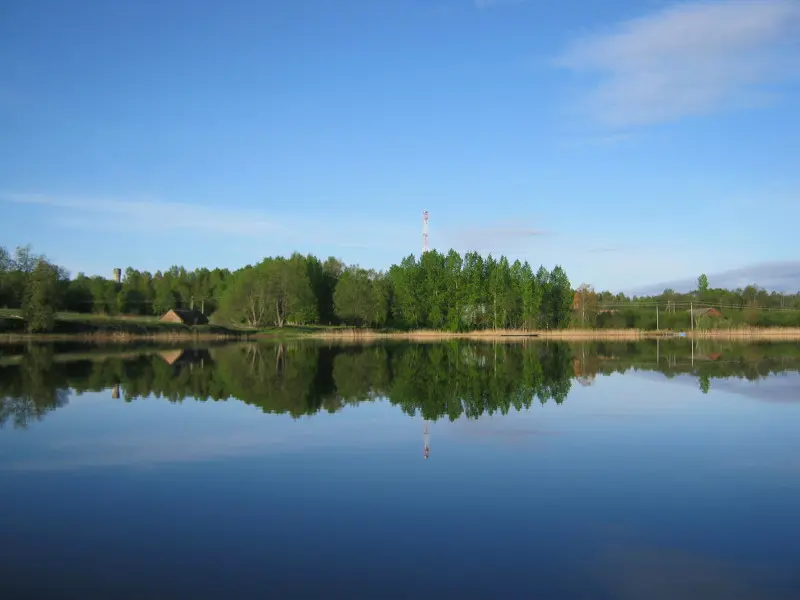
(113, 268, 121, 283)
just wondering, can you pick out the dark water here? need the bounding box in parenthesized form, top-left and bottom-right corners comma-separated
(1, 340, 799, 599)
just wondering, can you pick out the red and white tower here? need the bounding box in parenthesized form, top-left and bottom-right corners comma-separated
(422, 210, 429, 254)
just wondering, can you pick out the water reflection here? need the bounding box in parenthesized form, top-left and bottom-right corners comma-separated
(1, 339, 799, 430)
(1, 341, 799, 599)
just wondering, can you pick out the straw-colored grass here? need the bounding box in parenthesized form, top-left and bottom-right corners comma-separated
(309, 327, 800, 342)
(308, 328, 652, 342)
(689, 327, 800, 340)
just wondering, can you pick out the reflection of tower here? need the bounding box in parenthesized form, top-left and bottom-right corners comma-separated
(422, 210, 429, 254)
(423, 420, 430, 460)
(111, 384, 120, 399)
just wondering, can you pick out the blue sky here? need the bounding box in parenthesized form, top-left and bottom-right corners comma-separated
(1, 0, 798, 292)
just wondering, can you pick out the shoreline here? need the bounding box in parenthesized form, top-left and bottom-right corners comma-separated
(304, 327, 800, 342)
(0, 332, 251, 344)
(4, 327, 800, 345)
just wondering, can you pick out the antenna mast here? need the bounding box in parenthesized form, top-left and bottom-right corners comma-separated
(422, 210, 429, 254)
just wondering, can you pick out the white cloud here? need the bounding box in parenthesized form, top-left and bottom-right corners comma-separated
(556, 0, 800, 126)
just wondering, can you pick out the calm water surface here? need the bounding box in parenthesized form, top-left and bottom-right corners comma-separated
(1, 340, 799, 599)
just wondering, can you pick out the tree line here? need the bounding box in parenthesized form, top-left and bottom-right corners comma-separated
(572, 273, 800, 329)
(0, 244, 572, 332)
(3, 339, 799, 429)
(3, 243, 799, 332)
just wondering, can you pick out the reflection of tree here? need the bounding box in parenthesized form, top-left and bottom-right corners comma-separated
(0, 345, 70, 428)
(570, 340, 800, 384)
(213, 343, 337, 417)
(2, 340, 800, 428)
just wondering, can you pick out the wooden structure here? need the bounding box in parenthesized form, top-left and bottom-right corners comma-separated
(158, 348, 211, 368)
(159, 309, 208, 326)
(692, 307, 722, 319)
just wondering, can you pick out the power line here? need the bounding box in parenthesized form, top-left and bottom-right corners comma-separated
(597, 302, 800, 313)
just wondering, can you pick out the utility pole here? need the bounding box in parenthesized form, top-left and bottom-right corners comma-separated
(190, 295, 194, 310)
(656, 305, 659, 331)
(690, 302, 693, 333)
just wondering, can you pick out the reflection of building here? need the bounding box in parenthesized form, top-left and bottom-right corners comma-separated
(158, 348, 211, 368)
(423, 421, 430, 460)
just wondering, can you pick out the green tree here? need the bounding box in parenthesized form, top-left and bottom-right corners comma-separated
(334, 268, 375, 326)
(697, 273, 709, 293)
(545, 265, 572, 329)
(22, 260, 62, 332)
(218, 256, 316, 328)
(152, 275, 177, 315)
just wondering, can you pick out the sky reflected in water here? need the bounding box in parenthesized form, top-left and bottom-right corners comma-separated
(1, 341, 798, 599)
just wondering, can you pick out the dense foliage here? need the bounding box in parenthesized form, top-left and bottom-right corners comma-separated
(0, 245, 573, 332)
(2, 339, 799, 429)
(2, 244, 799, 332)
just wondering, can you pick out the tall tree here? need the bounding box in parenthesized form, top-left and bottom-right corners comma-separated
(573, 283, 598, 326)
(697, 273, 709, 293)
(22, 260, 62, 332)
(546, 265, 572, 329)
(334, 268, 376, 326)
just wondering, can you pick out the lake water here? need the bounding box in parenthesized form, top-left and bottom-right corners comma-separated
(1, 340, 799, 599)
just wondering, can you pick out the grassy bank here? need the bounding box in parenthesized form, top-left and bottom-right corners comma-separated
(5, 308, 800, 344)
(0, 310, 253, 343)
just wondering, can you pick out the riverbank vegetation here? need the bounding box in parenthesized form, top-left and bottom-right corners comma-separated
(2, 244, 799, 334)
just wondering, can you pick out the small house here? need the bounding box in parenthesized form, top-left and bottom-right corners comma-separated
(159, 309, 208, 326)
(692, 307, 722, 319)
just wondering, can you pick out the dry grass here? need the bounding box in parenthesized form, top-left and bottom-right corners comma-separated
(309, 328, 654, 342)
(309, 327, 800, 342)
(690, 327, 800, 340)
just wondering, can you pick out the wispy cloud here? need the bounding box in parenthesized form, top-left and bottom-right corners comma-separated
(473, 0, 525, 9)
(555, 0, 800, 127)
(0, 191, 409, 251)
(634, 260, 800, 294)
(447, 225, 550, 254)
(2, 192, 279, 235)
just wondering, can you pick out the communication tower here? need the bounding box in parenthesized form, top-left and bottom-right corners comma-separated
(422, 210, 429, 254)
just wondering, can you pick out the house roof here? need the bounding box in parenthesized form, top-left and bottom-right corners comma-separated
(163, 308, 208, 323)
(691, 307, 721, 317)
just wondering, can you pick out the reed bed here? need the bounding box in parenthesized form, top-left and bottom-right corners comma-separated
(309, 328, 653, 342)
(689, 327, 800, 340)
(309, 327, 800, 342)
